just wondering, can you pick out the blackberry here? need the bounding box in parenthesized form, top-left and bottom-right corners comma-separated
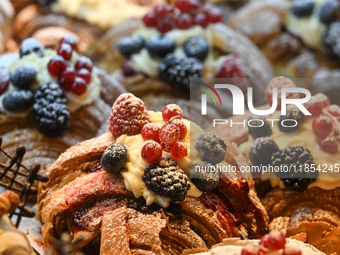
(158, 54, 203, 92)
(33, 82, 70, 137)
(323, 21, 340, 60)
(142, 158, 191, 202)
(196, 133, 227, 165)
(278, 105, 305, 132)
(190, 162, 219, 192)
(319, 0, 338, 24)
(248, 116, 272, 139)
(271, 146, 318, 192)
(101, 144, 128, 174)
(249, 137, 279, 166)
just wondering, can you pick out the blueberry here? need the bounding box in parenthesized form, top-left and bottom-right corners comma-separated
(190, 162, 219, 192)
(184, 37, 209, 61)
(249, 137, 279, 166)
(117, 37, 144, 58)
(319, 0, 339, 24)
(101, 144, 128, 174)
(292, 0, 315, 17)
(278, 105, 305, 132)
(196, 133, 227, 165)
(248, 116, 272, 139)
(323, 21, 340, 60)
(11, 65, 37, 90)
(3, 90, 34, 113)
(145, 36, 176, 58)
(19, 38, 45, 58)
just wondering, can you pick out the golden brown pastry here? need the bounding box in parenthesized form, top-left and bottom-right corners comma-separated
(0, 0, 14, 54)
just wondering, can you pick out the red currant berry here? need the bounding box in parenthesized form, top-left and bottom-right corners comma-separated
(157, 18, 174, 33)
(60, 35, 77, 50)
(60, 78, 72, 91)
(143, 12, 157, 27)
(162, 104, 183, 121)
(141, 142, 162, 164)
(62, 67, 76, 83)
(205, 6, 222, 23)
(155, 5, 174, 16)
(319, 137, 339, 154)
(177, 0, 200, 12)
(0, 67, 10, 95)
(159, 141, 170, 152)
(304, 93, 330, 116)
(71, 77, 87, 95)
(75, 56, 93, 72)
(141, 123, 161, 141)
(57, 43, 73, 61)
(334, 129, 340, 136)
(77, 68, 91, 84)
(217, 56, 246, 79)
(326, 104, 340, 117)
(260, 231, 286, 251)
(48, 55, 67, 78)
(121, 60, 137, 76)
(241, 245, 261, 255)
(170, 142, 187, 160)
(176, 13, 193, 29)
(312, 115, 333, 137)
(283, 247, 302, 255)
(159, 124, 180, 145)
(193, 13, 209, 28)
(171, 119, 187, 139)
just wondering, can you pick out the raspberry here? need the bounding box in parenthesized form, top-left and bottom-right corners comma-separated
(265, 77, 299, 110)
(304, 93, 330, 116)
(216, 56, 246, 81)
(109, 93, 152, 138)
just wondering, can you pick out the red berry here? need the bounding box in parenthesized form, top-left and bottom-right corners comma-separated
(75, 56, 93, 72)
(170, 142, 187, 160)
(121, 60, 136, 76)
(312, 115, 333, 137)
(304, 93, 330, 116)
(241, 245, 261, 255)
(141, 123, 160, 141)
(171, 119, 187, 139)
(47, 55, 67, 78)
(109, 93, 152, 138)
(60, 78, 72, 91)
(159, 124, 180, 145)
(57, 43, 73, 61)
(141, 142, 163, 164)
(177, 0, 200, 12)
(319, 137, 339, 154)
(193, 13, 209, 28)
(217, 56, 246, 81)
(205, 6, 222, 23)
(77, 68, 91, 84)
(326, 104, 340, 117)
(176, 13, 193, 29)
(60, 35, 77, 50)
(260, 231, 286, 251)
(155, 5, 174, 16)
(0, 67, 10, 95)
(283, 247, 302, 255)
(60, 67, 76, 91)
(143, 12, 157, 27)
(159, 141, 170, 152)
(162, 104, 183, 121)
(157, 18, 174, 33)
(71, 77, 87, 95)
(265, 77, 299, 110)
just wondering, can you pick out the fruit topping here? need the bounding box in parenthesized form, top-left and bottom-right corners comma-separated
(176, 13, 193, 29)
(60, 35, 77, 50)
(142, 158, 190, 202)
(204, 4, 222, 23)
(249, 137, 279, 166)
(60, 67, 76, 91)
(145, 36, 176, 58)
(265, 77, 299, 110)
(190, 161, 219, 192)
(196, 133, 227, 165)
(157, 17, 175, 33)
(259, 230, 286, 251)
(57, 43, 73, 61)
(75, 56, 93, 72)
(248, 116, 273, 139)
(159, 124, 180, 146)
(170, 141, 187, 160)
(117, 37, 145, 58)
(121, 60, 136, 77)
(271, 146, 317, 192)
(101, 144, 128, 174)
(109, 93, 152, 138)
(177, 0, 200, 13)
(323, 21, 340, 60)
(143, 12, 158, 27)
(158, 54, 203, 92)
(326, 104, 340, 118)
(47, 55, 67, 78)
(319, 0, 339, 24)
(278, 106, 305, 132)
(304, 93, 330, 116)
(0, 68, 10, 95)
(3, 90, 34, 113)
(216, 56, 246, 79)
(312, 115, 333, 137)
(155, 5, 174, 16)
(71, 77, 87, 95)
(19, 38, 45, 58)
(11, 65, 37, 90)
(76, 68, 91, 84)
(141, 123, 161, 142)
(33, 82, 70, 137)
(184, 37, 209, 61)
(141, 142, 163, 164)
(319, 136, 339, 154)
(162, 104, 183, 121)
(291, 0, 315, 17)
(193, 13, 209, 28)
(171, 119, 187, 139)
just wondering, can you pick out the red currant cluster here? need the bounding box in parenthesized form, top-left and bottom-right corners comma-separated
(242, 231, 301, 255)
(306, 93, 340, 154)
(47, 35, 94, 96)
(141, 104, 188, 164)
(143, 0, 222, 33)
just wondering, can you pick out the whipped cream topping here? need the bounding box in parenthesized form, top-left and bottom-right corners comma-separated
(0, 49, 100, 117)
(116, 111, 203, 208)
(239, 111, 340, 190)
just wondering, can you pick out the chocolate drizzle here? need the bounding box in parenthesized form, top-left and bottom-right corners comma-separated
(0, 136, 48, 227)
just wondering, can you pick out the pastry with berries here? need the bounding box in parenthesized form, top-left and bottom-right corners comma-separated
(0, 36, 125, 191)
(38, 93, 269, 254)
